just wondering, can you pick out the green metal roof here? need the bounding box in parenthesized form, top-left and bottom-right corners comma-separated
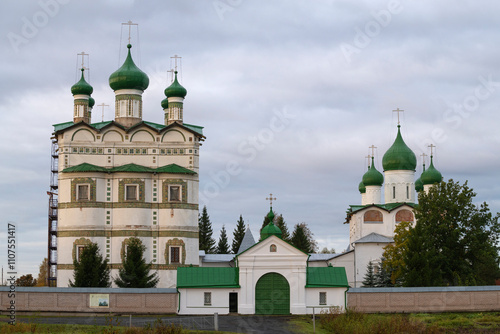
(155, 164, 197, 174)
(62, 163, 197, 175)
(164, 71, 187, 98)
(109, 44, 149, 91)
(348, 202, 417, 215)
(177, 267, 239, 288)
(62, 163, 108, 173)
(382, 125, 417, 171)
(111, 163, 155, 173)
(53, 120, 204, 137)
(306, 267, 349, 288)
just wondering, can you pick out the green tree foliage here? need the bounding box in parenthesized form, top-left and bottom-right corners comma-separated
(16, 274, 37, 287)
(320, 247, 336, 254)
(198, 206, 216, 254)
(36, 257, 48, 287)
(114, 237, 159, 288)
(70, 242, 110, 287)
(275, 214, 291, 243)
(232, 215, 246, 254)
(375, 258, 393, 287)
(216, 225, 230, 254)
(404, 180, 500, 287)
(362, 261, 376, 287)
(291, 223, 316, 253)
(382, 220, 412, 285)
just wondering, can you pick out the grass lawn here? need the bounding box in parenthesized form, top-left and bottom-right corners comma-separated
(290, 311, 500, 334)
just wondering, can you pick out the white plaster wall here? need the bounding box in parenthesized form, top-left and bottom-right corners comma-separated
(328, 252, 355, 288)
(384, 170, 415, 204)
(353, 243, 388, 288)
(178, 288, 239, 315)
(364, 186, 381, 205)
(305, 288, 347, 313)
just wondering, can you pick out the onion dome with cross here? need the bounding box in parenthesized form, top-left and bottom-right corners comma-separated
(362, 156, 384, 186)
(382, 125, 417, 171)
(164, 71, 187, 98)
(421, 155, 442, 185)
(71, 68, 93, 96)
(109, 44, 149, 92)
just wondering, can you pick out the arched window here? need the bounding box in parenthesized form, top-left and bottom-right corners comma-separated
(395, 209, 414, 224)
(364, 210, 383, 223)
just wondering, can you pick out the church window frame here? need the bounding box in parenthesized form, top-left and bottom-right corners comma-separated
(204, 292, 212, 306)
(169, 185, 181, 202)
(77, 184, 90, 201)
(393, 186, 396, 199)
(319, 292, 327, 305)
(406, 185, 409, 199)
(125, 184, 138, 201)
(76, 245, 86, 262)
(170, 246, 180, 264)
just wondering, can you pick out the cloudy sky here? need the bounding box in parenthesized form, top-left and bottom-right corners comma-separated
(1, 0, 500, 278)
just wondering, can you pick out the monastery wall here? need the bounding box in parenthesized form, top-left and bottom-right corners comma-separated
(348, 286, 500, 313)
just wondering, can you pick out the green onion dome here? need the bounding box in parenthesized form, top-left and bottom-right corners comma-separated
(164, 71, 187, 98)
(382, 125, 417, 171)
(421, 156, 442, 185)
(88, 96, 95, 108)
(71, 69, 93, 96)
(161, 97, 169, 109)
(109, 44, 149, 91)
(415, 177, 423, 192)
(415, 164, 425, 192)
(359, 181, 366, 194)
(260, 208, 282, 240)
(362, 157, 384, 186)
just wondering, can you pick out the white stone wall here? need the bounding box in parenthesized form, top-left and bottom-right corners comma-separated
(305, 288, 347, 313)
(178, 288, 238, 315)
(353, 243, 388, 288)
(383, 170, 415, 204)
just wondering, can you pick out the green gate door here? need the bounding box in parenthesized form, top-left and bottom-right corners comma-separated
(255, 273, 290, 315)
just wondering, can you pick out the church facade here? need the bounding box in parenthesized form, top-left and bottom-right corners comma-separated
(53, 43, 204, 288)
(327, 123, 442, 287)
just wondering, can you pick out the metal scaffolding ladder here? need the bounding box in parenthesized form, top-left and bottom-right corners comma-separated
(47, 138, 58, 286)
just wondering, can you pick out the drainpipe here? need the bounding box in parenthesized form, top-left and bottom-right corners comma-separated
(177, 288, 180, 313)
(344, 286, 349, 311)
(306, 254, 311, 286)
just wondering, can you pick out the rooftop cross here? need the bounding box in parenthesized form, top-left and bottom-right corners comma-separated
(428, 144, 436, 156)
(97, 103, 109, 122)
(170, 54, 182, 71)
(392, 108, 404, 125)
(365, 154, 371, 168)
(369, 145, 377, 158)
(420, 152, 428, 164)
(77, 51, 89, 69)
(122, 20, 138, 44)
(266, 194, 277, 208)
(167, 69, 174, 82)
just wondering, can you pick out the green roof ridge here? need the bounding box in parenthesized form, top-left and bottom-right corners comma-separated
(382, 125, 417, 171)
(62, 162, 196, 174)
(177, 267, 239, 288)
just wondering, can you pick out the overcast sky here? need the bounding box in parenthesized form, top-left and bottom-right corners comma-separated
(1, 0, 500, 278)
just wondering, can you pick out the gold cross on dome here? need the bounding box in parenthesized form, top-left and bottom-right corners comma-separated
(420, 152, 427, 164)
(369, 145, 377, 157)
(170, 54, 182, 71)
(266, 194, 276, 207)
(122, 20, 138, 44)
(392, 108, 404, 125)
(365, 155, 371, 168)
(77, 51, 89, 69)
(428, 144, 436, 156)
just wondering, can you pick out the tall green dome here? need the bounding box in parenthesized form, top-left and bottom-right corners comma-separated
(421, 156, 442, 185)
(71, 69, 93, 96)
(362, 157, 383, 186)
(109, 44, 149, 91)
(382, 125, 417, 171)
(164, 71, 187, 98)
(260, 208, 282, 240)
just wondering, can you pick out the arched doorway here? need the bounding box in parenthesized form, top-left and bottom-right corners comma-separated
(255, 272, 290, 315)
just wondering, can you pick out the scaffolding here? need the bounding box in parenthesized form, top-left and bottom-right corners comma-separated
(47, 137, 58, 286)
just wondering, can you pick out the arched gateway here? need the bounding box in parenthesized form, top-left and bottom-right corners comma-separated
(255, 272, 290, 315)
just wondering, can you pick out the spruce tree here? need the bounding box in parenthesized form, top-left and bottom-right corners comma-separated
(362, 261, 376, 287)
(275, 215, 291, 243)
(70, 242, 110, 287)
(375, 258, 393, 287)
(291, 223, 313, 253)
(114, 237, 159, 288)
(216, 225, 230, 254)
(198, 206, 216, 254)
(232, 215, 246, 254)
